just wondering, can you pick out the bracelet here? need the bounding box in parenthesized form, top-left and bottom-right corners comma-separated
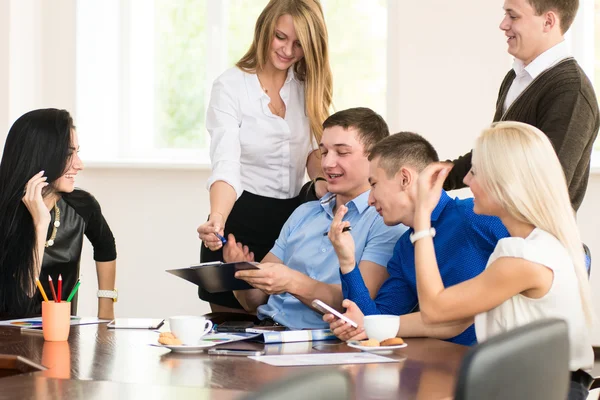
(409, 228, 436, 244)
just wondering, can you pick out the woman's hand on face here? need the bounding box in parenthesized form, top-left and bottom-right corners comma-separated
(328, 205, 356, 274)
(197, 213, 226, 251)
(22, 171, 51, 229)
(416, 163, 452, 215)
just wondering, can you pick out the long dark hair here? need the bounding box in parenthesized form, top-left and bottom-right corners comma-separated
(0, 109, 73, 318)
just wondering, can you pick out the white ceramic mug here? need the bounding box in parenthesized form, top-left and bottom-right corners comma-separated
(363, 315, 400, 342)
(169, 316, 213, 345)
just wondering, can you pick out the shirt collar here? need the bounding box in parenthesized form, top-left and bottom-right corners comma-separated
(319, 189, 371, 217)
(431, 190, 451, 222)
(512, 41, 569, 79)
(247, 67, 296, 101)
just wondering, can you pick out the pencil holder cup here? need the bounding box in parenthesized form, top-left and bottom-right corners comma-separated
(42, 301, 71, 341)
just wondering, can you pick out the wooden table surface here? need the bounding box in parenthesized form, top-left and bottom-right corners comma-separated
(0, 324, 468, 399)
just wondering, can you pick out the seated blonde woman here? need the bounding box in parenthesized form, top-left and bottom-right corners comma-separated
(411, 121, 595, 400)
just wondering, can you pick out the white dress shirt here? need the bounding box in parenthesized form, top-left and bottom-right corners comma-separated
(206, 67, 316, 200)
(503, 41, 570, 112)
(475, 228, 594, 372)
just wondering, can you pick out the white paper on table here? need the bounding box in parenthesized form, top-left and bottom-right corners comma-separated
(248, 352, 400, 366)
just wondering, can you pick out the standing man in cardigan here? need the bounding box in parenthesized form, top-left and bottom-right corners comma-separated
(445, 0, 599, 211)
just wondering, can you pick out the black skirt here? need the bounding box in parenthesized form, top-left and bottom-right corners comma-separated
(199, 183, 318, 308)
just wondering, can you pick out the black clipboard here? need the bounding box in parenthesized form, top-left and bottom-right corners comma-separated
(166, 261, 259, 293)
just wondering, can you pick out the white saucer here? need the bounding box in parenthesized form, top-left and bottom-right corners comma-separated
(347, 340, 407, 354)
(151, 341, 216, 354)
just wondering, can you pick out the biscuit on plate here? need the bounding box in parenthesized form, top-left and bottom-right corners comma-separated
(158, 332, 182, 345)
(359, 338, 380, 347)
(380, 337, 404, 346)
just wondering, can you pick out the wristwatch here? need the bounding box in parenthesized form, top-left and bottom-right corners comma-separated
(97, 289, 118, 302)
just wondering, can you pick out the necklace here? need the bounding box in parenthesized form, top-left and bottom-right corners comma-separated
(256, 73, 286, 118)
(45, 203, 61, 248)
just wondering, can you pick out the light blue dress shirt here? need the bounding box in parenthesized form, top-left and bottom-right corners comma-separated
(257, 190, 407, 329)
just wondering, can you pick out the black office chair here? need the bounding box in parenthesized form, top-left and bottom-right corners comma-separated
(454, 319, 570, 400)
(242, 369, 352, 400)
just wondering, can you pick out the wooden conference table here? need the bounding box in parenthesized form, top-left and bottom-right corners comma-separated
(0, 324, 468, 399)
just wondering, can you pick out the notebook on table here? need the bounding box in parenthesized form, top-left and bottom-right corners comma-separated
(107, 318, 165, 330)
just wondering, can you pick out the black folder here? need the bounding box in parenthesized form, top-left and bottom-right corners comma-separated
(166, 261, 259, 293)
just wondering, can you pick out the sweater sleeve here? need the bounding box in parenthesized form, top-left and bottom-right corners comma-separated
(444, 151, 471, 191)
(536, 87, 599, 188)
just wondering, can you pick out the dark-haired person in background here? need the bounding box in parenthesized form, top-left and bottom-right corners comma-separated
(0, 109, 117, 320)
(444, 0, 599, 211)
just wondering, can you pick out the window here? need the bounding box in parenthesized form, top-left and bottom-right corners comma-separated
(76, 0, 388, 164)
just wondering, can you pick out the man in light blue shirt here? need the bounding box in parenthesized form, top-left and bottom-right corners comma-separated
(226, 108, 406, 329)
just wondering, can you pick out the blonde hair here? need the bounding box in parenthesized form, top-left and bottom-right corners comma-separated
(473, 121, 595, 329)
(236, 0, 333, 144)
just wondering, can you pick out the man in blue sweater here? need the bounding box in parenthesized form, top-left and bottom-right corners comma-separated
(325, 132, 509, 345)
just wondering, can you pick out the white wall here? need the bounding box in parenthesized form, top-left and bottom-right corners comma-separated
(2, 1, 599, 344)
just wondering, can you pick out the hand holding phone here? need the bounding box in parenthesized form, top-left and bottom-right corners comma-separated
(311, 299, 358, 328)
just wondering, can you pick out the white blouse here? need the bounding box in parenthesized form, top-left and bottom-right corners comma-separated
(205, 66, 316, 200)
(475, 228, 594, 372)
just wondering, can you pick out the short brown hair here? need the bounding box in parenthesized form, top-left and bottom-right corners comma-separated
(322, 107, 389, 154)
(368, 132, 439, 177)
(527, 0, 579, 33)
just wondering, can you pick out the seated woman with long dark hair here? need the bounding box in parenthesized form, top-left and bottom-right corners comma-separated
(0, 109, 117, 320)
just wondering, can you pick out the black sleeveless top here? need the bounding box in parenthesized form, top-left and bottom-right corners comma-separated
(35, 189, 116, 314)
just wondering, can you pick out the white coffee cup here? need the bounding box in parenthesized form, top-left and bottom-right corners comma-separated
(169, 316, 213, 345)
(363, 315, 400, 342)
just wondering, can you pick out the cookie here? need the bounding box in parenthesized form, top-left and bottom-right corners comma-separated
(158, 331, 182, 345)
(380, 337, 404, 346)
(359, 338, 380, 347)
(158, 336, 182, 345)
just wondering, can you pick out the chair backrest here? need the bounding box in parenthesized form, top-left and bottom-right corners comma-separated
(242, 369, 352, 400)
(454, 318, 570, 400)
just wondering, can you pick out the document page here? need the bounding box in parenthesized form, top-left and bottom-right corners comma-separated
(248, 352, 400, 366)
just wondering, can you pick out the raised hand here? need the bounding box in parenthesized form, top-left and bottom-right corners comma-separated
(327, 204, 355, 274)
(223, 234, 254, 263)
(416, 162, 452, 215)
(22, 171, 51, 229)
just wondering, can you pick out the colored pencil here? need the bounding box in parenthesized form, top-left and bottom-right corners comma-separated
(48, 275, 58, 302)
(35, 278, 49, 302)
(57, 274, 62, 303)
(66, 279, 81, 303)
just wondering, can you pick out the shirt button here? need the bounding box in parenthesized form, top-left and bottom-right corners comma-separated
(321, 248, 326, 253)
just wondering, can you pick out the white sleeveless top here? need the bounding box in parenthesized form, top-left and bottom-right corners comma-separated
(474, 228, 594, 371)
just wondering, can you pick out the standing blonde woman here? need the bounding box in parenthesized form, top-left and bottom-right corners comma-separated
(197, 0, 332, 312)
(413, 121, 595, 400)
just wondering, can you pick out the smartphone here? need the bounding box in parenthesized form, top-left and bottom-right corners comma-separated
(215, 321, 254, 333)
(311, 299, 358, 328)
(207, 348, 265, 357)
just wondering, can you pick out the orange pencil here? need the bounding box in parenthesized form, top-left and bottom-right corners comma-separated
(35, 278, 49, 302)
(48, 275, 58, 302)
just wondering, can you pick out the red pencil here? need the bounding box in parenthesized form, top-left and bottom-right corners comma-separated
(57, 274, 62, 303)
(48, 275, 58, 302)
